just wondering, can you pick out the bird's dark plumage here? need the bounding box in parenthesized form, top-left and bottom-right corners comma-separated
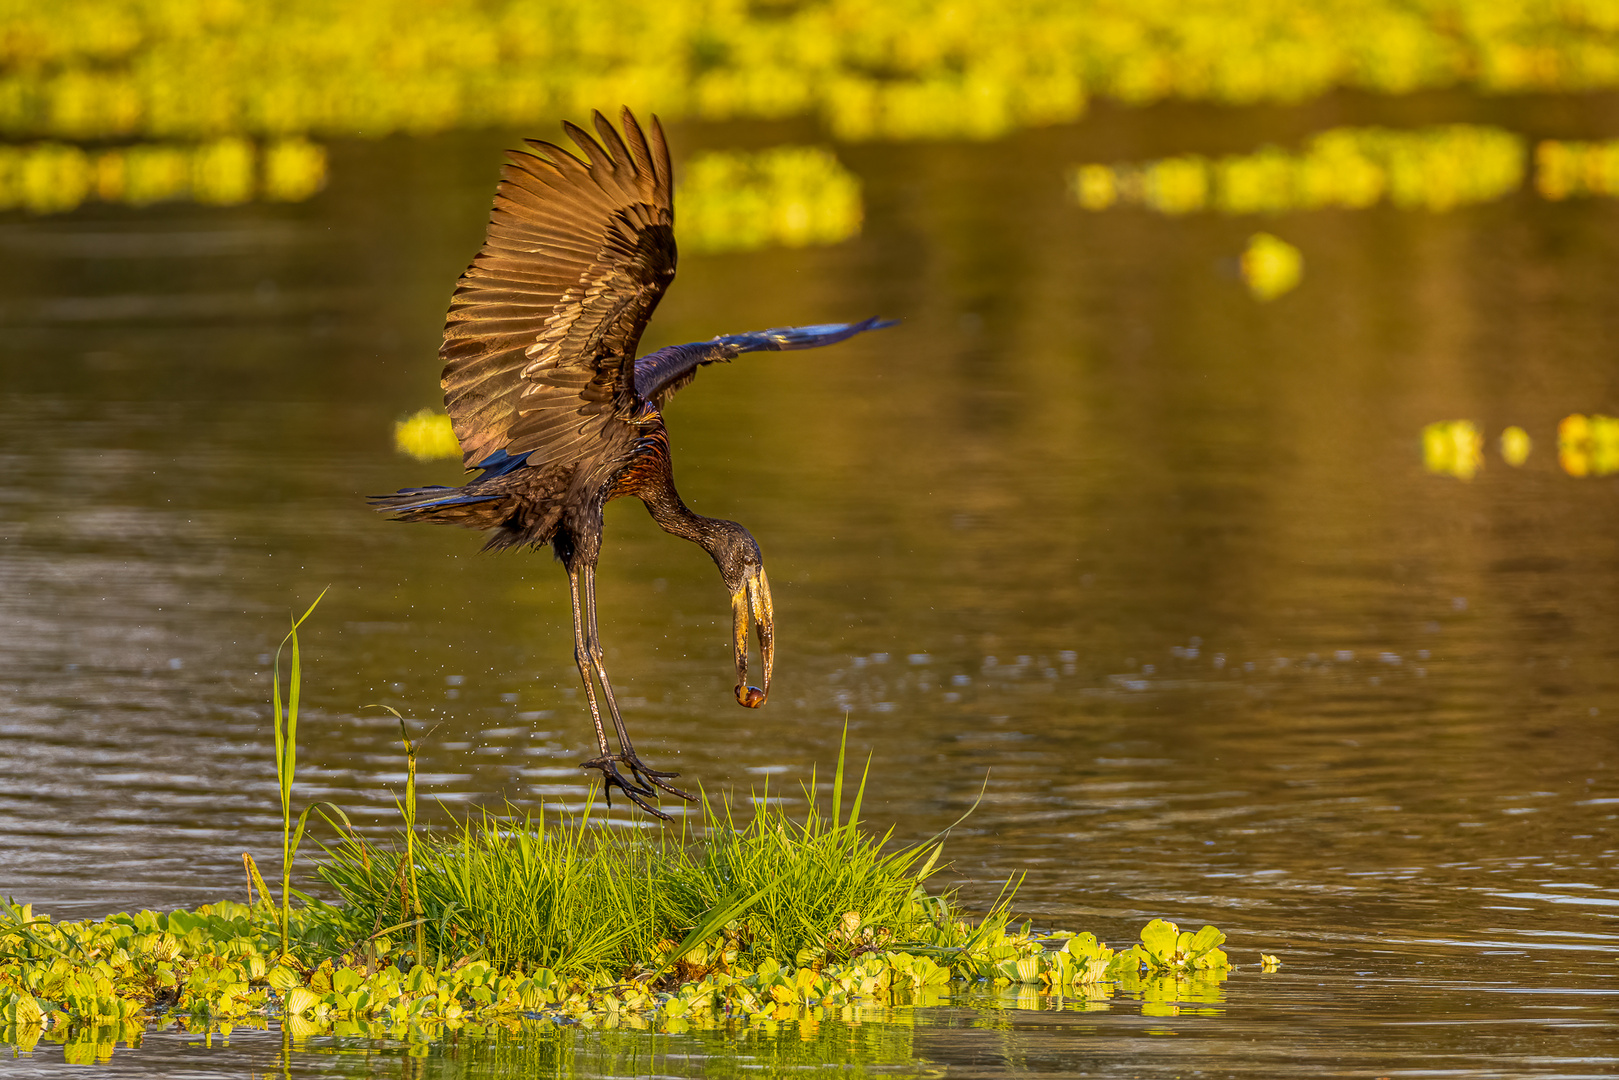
(375, 108, 894, 818)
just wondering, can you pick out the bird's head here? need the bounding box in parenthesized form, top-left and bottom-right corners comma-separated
(712, 525, 773, 709)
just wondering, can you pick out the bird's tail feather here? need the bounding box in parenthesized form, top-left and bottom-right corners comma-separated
(370, 485, 511, 528)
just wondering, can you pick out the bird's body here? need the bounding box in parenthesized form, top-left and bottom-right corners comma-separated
(375, 109, 892, 817)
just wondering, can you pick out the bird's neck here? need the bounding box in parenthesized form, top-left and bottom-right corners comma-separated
(640, 475, 725, 546)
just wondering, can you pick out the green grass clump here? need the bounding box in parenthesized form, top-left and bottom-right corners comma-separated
(313, 751, 958, 978)
(0, 600, 1248, 1061)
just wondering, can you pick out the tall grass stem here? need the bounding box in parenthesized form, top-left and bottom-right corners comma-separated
(272, 587, 328, 958)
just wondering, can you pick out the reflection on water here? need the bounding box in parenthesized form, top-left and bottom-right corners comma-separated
(2, 94, 1618, 1076)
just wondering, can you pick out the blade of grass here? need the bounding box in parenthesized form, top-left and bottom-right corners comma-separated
(273, 586, 328, 959)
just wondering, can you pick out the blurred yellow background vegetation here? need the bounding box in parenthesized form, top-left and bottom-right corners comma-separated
(0, 135, 324, 212)
(1423, 417, 1619, 478)
(6, 0, 1619, 144)
(5, 4, 1619, 228)
(678, 145, 861, 253)
(1071, 124, 1530, 215)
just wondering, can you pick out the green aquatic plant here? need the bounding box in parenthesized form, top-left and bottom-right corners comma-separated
(271, 589, 328, 959)
(1072, 124, 1528, 216)
(1130, 918, 1229, 972)
(0, 897, 1240, 1056)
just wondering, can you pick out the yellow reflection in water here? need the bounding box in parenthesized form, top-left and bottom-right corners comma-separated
(1423, 420, 1484, 480)
(1240, 232, 1302, 300)
(1558, 414, 1619, 477)
(394, 410, 461, 461)
(1124, 969, 1228, 1019)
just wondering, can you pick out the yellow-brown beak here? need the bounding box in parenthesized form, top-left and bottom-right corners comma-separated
(731, 568, 774, 708)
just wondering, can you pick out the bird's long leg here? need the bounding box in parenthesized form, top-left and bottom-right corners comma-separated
(581, 565, 694, 804)
(571, 567, 662, 814)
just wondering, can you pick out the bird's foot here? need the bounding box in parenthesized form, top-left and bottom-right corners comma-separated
(619, 752, 696, 803)
(580, 754, 693, 820)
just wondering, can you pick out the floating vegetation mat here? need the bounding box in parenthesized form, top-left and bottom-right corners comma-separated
(1535, 138, 1619, 200)
(1072, 124, 1528, 216)
(0, 137, 325, 214)
(7, 1, 1619, 143)
(677, 146, 862, 254)
(1239, 232, 1303, 301)
(1422, 415, 1619, 479)
(0, 609, 1251, 1062)
(0, 898, 1236, 1062)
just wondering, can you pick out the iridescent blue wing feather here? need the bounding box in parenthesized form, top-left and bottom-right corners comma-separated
(634, 317, 897, 407)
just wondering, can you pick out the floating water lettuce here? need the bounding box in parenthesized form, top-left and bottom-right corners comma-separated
(1240, 232, 1303, 300)
(677, 145, 862, 254)
(1500, 425, 1532, 467)
(394, 409, 461, 461)
(1071, 124, 1526, 217)
(0, 137, 325, 215)
(1558, 414, 1619, 477)
(1535, 139, 1619, 200)
(1423, 419, 1484, 480)
(0, 901, 1243, 1058)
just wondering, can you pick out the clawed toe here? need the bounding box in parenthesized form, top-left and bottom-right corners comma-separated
(624, 755, 695, 803)
(581, 754, 693, 820)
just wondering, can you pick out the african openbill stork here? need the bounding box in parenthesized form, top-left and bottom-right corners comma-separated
(374, 109, 893, 819)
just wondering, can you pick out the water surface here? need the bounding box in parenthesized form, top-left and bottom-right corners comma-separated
(2, 92, 1617, 1076)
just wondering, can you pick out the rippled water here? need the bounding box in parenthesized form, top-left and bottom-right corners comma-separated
(2, 93, 1618, 1077)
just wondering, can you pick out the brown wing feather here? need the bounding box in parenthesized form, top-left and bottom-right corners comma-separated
(440, 108, 677, 470)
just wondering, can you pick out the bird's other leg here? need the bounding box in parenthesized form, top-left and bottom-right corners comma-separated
(571, 567, 662, 815)
(581, 565, 694, 805)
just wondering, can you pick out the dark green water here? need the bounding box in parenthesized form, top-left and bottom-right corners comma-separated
(2, 91, 1618, 1076)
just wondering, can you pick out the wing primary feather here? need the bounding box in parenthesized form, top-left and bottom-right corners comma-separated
(437, 109, 677, 468)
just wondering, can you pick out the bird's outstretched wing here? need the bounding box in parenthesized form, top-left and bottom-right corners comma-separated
(634, 317, 897, 408)
(440, 108, 676, 470)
